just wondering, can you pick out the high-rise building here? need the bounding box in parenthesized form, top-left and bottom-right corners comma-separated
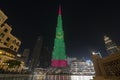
(104, 35, 119, 54)
(51, 5, 67, 67)
(39, 47, 51, 68)
(29, 36, 52, 70)
(30, 36, 43, 70)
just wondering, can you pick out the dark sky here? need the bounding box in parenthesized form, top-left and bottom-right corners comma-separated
(0, 0, 120, 59)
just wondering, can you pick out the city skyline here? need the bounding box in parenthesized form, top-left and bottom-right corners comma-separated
(0, 0, 120, 59)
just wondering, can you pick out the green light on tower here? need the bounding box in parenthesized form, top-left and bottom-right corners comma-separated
(51, 5, 67, 67)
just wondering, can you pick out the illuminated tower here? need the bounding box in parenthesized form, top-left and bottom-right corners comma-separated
(104, 35, 119, 54)
(51, 5, 67, 67)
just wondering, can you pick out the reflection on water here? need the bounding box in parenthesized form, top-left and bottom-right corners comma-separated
(0, 74, 94, 80)
(0, 74, 33, 80)
(70, 75, 93, 80)
(46, 75, 93, 80)
(0, 77, 32, 80)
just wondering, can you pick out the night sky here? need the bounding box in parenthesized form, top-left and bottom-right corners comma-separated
(0, 0, 120, 59)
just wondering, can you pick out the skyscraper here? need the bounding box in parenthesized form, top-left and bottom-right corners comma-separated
(104, 35, 119, 54)
(30, 36, 43, 70)
(39, 47, 51, 68)
(51, 5, 67, 67)
(29, 36, 52, 70)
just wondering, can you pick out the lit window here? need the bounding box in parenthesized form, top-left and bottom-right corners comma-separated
(0, 51, 2, 54)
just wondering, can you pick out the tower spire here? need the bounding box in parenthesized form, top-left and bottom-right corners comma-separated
(58, 5, 61, 15)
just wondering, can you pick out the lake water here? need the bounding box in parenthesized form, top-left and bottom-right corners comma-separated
(0, 74, 94, 80)
(46, 75, 93, 80)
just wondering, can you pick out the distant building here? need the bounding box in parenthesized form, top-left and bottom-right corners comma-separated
(22, 49, 30, 67)
(104, 35, 119, 54)
(68, 57, 95, 75)
(67, 57, 77, 65)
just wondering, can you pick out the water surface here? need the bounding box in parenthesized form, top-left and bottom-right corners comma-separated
(0, 74, 94, 80)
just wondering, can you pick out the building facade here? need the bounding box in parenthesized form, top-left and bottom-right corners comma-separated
(69, 58, 95, 75)
(91, 51, 120, 80)
(91, 36, 120, 80)
(0, 10, 8, 26)
(0, 47, 24, 72)
(0, 10, 21, 52)
(0, 10, 24, 73)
